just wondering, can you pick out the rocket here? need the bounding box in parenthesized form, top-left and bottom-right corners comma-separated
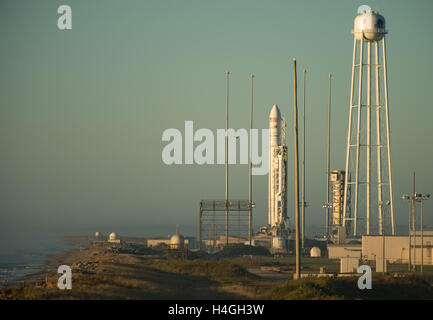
(268, 105, 288, 231)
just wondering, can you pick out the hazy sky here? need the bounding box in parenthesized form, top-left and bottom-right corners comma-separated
(0, 0, 432, 237)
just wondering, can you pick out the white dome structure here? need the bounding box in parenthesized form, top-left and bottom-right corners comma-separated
(353, 10, 386, 41)
(95, 232, 100, 238)
(310, 247, 321, 258)
(108, 232, 121, 243)
(170, 233, 184, 249)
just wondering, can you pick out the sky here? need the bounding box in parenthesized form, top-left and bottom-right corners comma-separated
(0, 0, 432, 239)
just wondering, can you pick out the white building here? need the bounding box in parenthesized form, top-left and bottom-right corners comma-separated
(362, 232, 433, 265)
(328, 244, 362, 259)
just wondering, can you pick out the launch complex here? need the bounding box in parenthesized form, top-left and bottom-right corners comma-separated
(196, 8, 433, 272)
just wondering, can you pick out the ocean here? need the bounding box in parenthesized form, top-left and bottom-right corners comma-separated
(0, 224, 199, 288)
(0, 229, 76, 288)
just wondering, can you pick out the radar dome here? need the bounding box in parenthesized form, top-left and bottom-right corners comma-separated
(353, 10, 386, 41)
(95, 232, 100, 238)
(170, 234, 184, 246)
(109, 232, 117, 241)
(310, 247, 321, 258)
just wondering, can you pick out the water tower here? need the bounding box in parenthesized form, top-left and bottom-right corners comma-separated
(342, 8, 395, 236)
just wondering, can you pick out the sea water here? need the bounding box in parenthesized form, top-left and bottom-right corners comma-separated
(0, 227, 77, 289)
(0, 223, 198, 289)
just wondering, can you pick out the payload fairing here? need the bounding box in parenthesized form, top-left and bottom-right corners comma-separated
(268, 105, 289, 233)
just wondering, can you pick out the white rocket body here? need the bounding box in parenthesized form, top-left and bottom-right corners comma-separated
(268, 105, 288, 230)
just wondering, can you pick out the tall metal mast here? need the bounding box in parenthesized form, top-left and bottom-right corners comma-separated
(301, 69, 306, 249)
(326, 74, 332, 237)
(249, 74, 254, 245)
(293, 58, 301, 279)
(225, 71, 230, 246)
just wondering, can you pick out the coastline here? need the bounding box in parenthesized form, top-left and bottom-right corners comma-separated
(0, 236, 279, 300)
(2, 237, 86, 289)
(2, 236, 433, 300)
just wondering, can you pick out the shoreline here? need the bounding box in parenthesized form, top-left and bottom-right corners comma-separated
(1, 237, 86, 289)
(2, 237, 433, 300)
(0, 236, 275, 299)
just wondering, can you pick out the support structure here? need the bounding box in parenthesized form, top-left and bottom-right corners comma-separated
(199, 200, 250, 252)
(343, 9, 395, 236)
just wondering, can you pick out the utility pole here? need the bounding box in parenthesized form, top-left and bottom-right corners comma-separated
(421, 198, 423, 273)
(412, 172, 416, 271)
(293, 58, 301, 279)
(409, 200, 412, 271)
(249, 74, 254, 245)
(401, 172, 429, 273)
(301, 69, 306, 249)
(403, 192, 412, 272)
(326, 74, 332, 237)
(415, 192, 430, 273)
(225, 71, 230, 246)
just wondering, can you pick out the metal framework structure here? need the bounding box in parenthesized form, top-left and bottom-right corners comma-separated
(343, 10, 395, 236)
(199, 200, 252, 251)
(330, 170, 346, 226)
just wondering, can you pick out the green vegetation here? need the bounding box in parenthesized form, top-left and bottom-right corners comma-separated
(214, 244, 270, 258)
(146, 259, 257, 281)
(268, 274, 433, 300)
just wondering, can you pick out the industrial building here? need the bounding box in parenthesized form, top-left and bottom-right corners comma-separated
(362, 231, 433, 265)
(328, 243, 362, 259)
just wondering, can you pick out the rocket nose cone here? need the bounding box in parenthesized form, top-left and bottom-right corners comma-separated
(270, 104, 281, 119)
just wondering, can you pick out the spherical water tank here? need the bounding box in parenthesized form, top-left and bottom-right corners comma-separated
(353, 10, 386, 41)
(310, 247, 321, 258)
(272, 237, 285, 249)
(109, 232, 117, 241)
